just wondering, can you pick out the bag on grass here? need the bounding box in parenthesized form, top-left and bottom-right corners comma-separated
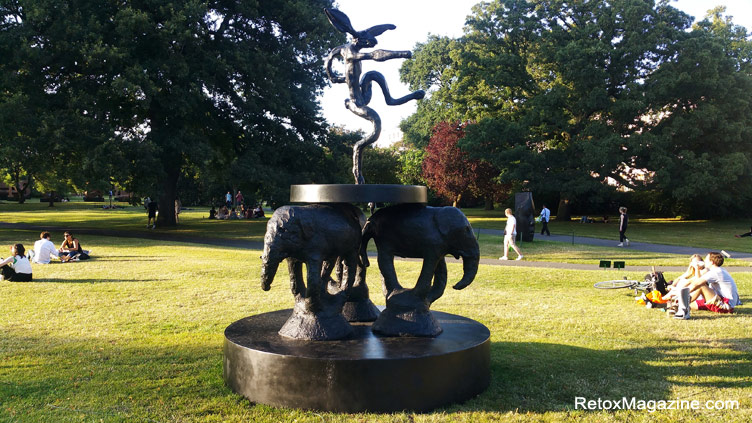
(644, 271, 668, 295)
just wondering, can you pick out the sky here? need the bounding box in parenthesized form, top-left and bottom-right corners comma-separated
(319, 0, 752, 146)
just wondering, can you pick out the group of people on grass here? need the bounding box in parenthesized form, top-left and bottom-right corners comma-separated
(658, 252, 741, 319)
(0, 231, 90, 282)
(209, 204, 264, 220)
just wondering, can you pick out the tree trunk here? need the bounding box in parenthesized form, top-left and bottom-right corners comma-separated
(484, 195, 494, 210)
(556, 198, 571, 222)
(452, 193, 463, 208)
(156, 158, 180, 227)
(13, 170, 25, 204)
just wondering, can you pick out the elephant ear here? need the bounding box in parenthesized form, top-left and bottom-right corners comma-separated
(434, 207, 455, 238)
(325, 8, 358, 37)
(298, 210, 315, 240)
(362, 24, 396, 39)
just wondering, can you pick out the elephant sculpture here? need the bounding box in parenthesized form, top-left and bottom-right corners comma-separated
(361, 204, 480, 336)
(261, 203, 375, 340)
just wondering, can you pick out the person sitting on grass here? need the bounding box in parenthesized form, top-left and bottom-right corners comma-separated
(687, 252, 740, 314)
(0, 244, 33, 282)
(252, 204, 265, 218)
(59, 232, 90, 261)
(32, 231, 64, 264)
(217, 205, 229, 220)
(664, 254, 706, 300)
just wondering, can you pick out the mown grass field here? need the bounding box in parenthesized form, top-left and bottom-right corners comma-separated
(3, 200, 751, 266)
(1, 224, 751, 422)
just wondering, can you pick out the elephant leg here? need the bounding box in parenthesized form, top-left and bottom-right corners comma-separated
(288, 259, 305, 302)
(426, 258, 448, 304)
(377, 249, 401, 297)
(305, 259, 324, 302)
(342, 254, 358, 291)
(413, 256, 439, 298)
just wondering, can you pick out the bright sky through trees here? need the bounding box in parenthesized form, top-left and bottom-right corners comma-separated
(320, 0, 752, 144)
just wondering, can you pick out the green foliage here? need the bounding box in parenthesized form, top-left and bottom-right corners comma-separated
(400, 0, 752, 217)
(1, 0, 344, 221)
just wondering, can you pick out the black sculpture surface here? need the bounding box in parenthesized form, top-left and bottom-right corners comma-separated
(324, 8, 425, 184)
(260, 203, 375, 340)
(225, 9, 490, 413)
(361, 204, 480, 336)
(514, 192, 536, 242)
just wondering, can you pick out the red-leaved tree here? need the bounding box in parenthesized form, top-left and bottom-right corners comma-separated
(422, 121, 507, 207)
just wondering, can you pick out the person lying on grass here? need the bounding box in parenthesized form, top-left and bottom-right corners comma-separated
(664, 254, 706, 300)
(686, 252, 740, 314)
(0, 244, 33, 282)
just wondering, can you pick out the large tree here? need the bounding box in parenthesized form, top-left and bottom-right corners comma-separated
(401, 0, 708, 218)
(423, 121, 507, 207)
(1, 0, 343, 224)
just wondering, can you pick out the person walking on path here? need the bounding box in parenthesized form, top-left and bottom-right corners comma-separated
(618, 206, 630, 247)
(539, 204, 551, 236)
(225, 191, 232, 208)
(500, 208, 523, 261)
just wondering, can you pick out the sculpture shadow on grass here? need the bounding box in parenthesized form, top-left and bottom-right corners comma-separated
(455, 340, 752, 413)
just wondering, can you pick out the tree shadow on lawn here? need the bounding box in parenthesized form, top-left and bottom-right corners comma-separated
(456, 340, 752, 413)
(31, 277, 169, 284)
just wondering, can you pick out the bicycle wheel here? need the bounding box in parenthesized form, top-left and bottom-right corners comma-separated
(594, 280, 638, 289)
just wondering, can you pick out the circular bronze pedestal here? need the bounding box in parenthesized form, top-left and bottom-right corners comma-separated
(290, 184, 427, 204)
(224, 309, 490, 412)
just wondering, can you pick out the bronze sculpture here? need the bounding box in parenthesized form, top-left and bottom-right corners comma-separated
(324, 8, 425, 184)
(361, 204, 480, 336)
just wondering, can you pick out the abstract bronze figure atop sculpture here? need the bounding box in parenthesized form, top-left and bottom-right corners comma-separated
(324, 8, 425, 184)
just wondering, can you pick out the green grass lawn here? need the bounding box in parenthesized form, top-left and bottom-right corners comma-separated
(1, 229, 751, 422)
(0, 200, 269, 242)
(5, 201, 752, 268)
(466, 208, 752, 253)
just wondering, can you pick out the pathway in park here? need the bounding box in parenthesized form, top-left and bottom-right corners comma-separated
(3, 222, 752, 272)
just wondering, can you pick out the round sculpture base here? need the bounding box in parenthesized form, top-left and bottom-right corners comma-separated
(290, 184, 427, 204)
(224, 309, 490, 413)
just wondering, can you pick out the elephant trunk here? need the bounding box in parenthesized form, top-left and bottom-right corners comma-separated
(452, 253, 479, 290)
(261, 257, 280, 291)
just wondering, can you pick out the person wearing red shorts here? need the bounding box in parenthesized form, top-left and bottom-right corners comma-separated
(687, 252, 741, 314)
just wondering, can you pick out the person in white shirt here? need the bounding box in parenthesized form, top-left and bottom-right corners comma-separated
(0, 244, 33, 282)
(539, 205, 551, 236)
(687, 252, 741, 313)
(500, 208, 523, 261)
(33, 232, 62, 264)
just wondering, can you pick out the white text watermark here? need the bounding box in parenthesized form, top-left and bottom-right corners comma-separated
(574, 397, 739, 413)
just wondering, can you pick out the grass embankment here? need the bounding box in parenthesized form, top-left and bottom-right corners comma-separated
(1, 230, 751, 422)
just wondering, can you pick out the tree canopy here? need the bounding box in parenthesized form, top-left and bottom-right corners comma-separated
(1, 0, 344, 223)
(401, 0, 752, 217)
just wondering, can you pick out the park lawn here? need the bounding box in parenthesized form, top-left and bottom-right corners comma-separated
(475, 236, 750, 267)
(0, 200, 269, 242)
(465, 208, 752, 254)
(1, 231, 751, 422)
(3, 201, 751, 267)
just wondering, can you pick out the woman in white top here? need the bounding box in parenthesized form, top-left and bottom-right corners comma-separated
(500, 208, 523, 260)
(0, 244, 33, 282)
